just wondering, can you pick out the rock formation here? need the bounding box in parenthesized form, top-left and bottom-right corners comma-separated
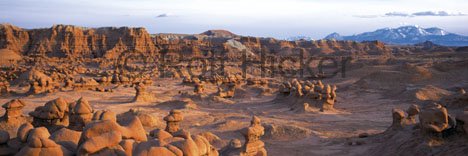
(133, 83, 155, 102)
(117, 108, 161, 128)
(1, 23, 391, 61)
(194, 82, 205, 94)
(221, 116, 267, 156)
(18, 68, 57, 94)
(0, 100, 228, 156)
(406, 104, 420, 124)
(419, 103, 450, 135)
(1, 99, 27, 123)
(50, 128, 82, 153)
(74, 77, 100, 90)
(389, 109, 405, 130)
(163, 109, 184, 134)
(77, 120, 126, 155)
(217, 82, 236, 98)
(0, 24, 157, 58)
(68, 97, 94, 131)
(240, 116, 267, 156)
(92, 110, 117, 122)
(29, 98, 69, 132)
(16, 127, 72, 156)
(0, 129, 15, 155)
(0, 81, 10, 96)
(277, 80, 338, 112)
(388, 104, 423, 130)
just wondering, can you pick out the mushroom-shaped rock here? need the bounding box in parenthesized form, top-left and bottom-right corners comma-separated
(2, 99, 26, 120)
(133, 83, 155, 102)
(164, 110, 184, 134)
(239, 116, 267, 156)
(406, 104, 420, 124)
(69, 97, 94, 131)
(29, 98, 69, 131)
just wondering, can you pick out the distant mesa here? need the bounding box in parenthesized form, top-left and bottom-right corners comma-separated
(200, 30, 237, 38)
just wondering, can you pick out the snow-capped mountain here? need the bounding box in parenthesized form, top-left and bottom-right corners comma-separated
(324, 32, 343, 40)
(324, 26, 468, 46)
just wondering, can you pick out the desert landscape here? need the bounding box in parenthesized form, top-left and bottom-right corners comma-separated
(0, 22, 467, 156)
(1, 1, 468, 156)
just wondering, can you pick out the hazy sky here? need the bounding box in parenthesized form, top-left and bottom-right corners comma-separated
(1, 0, 467, 39)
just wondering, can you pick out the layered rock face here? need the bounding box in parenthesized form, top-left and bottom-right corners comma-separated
(1, 24, 391, 59)
(238, 36, 391, 56)
(0, 24, 157, 58)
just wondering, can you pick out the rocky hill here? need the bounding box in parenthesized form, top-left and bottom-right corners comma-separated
(200, 30, 238, 38)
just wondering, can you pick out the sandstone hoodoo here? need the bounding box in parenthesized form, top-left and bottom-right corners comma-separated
(217, 82, 236, 98)
(163, 109, 184, 134)
(221, 116, 267, 156)
(240, 116, 267, 156)
(1, 99, 27, 123)
(133, 83, 155, 102)
(29, 98, 70, 132)
(277, 79, 338, 112)
(18, 68, 58, 94)
(68, 97, 94, 131)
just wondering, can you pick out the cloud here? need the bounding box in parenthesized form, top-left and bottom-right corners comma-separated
(385, 12, 410, 17)
(411, 11, 465, 16)
(354, 11, 467, 18)
(156, 13, 172, 18)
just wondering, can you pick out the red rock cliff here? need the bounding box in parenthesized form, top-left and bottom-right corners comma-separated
(0, 24, 157, 58)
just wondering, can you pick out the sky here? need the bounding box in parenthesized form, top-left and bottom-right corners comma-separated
(1, 0, 467, 39)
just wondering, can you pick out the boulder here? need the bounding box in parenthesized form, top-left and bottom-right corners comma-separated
(16, 127, 72, 156)
(50, 128, 81, 153)
(419, 103, 449, 134)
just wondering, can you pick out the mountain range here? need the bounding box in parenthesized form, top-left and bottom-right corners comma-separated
(322, 26, 468, 46)
(283, 26, 468, 46)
